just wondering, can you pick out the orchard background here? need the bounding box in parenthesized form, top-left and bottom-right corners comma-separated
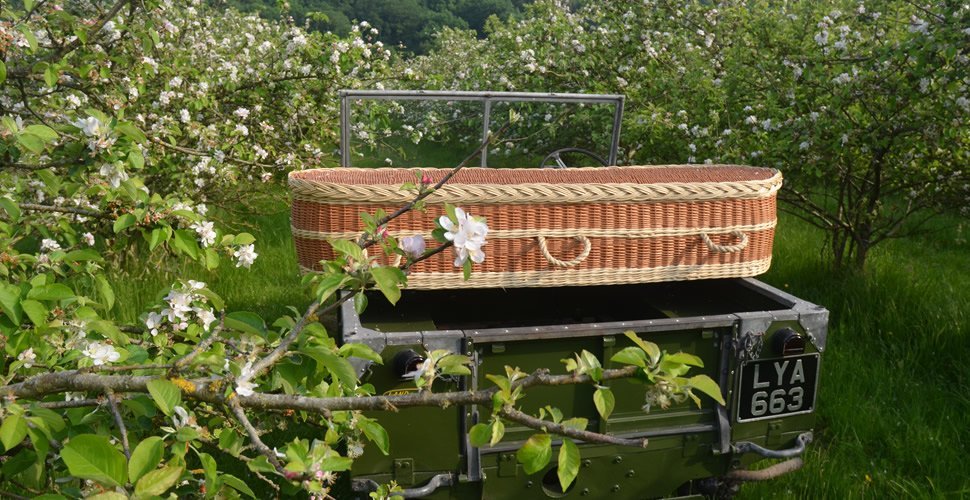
(0, 0, 967, 498)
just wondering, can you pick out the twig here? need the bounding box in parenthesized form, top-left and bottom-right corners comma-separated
(247, 291, 353, 379)
(227, 400, 284, 473)
(358, 121, 513, 248)
(172, 315, 225, 371)
(106, 390, 131, 459)
(38, 397, 107, 409)
(17, 203, 109, 220)
(499, 406, 648, 448)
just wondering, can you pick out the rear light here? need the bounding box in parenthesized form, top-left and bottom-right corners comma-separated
(772, 328, 806, 356)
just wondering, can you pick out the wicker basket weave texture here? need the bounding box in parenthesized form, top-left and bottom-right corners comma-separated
(289, 165, 780, 289)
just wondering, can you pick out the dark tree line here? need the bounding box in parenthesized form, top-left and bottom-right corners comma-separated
(224, 0, 535, 53)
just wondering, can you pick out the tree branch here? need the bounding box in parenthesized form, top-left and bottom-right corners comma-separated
(228, 400, 284, 473)
(17, 203, 110, 220)
(499, 406, 648, 448)
(106, 390, 131, 459)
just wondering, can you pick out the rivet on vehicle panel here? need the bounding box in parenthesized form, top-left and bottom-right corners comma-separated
(612, 484, 621, 492)
(526, 481, 533, 488)
(582, 459, 592, 468)
(581, 488, 590, 496)
(612, 455, 623, 464)
(626, 469, 635, 478)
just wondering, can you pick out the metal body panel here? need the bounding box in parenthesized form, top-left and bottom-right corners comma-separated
(339, 278, 828, 498)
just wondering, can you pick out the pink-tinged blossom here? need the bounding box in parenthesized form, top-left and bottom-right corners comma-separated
(400, 235, 426, 259)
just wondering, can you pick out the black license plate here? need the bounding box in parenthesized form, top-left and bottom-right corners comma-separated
(736, 354, 819, 422)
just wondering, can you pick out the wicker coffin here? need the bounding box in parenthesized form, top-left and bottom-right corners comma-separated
(289, 165, 781, 289)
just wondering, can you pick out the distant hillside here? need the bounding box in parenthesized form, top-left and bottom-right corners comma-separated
(223, 0, 533, 53)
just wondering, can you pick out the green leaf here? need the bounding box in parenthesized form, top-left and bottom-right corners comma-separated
(610, 347, 647, 367)
(225, 311, 266, 337)
(23, 125, 57, 142)
(95, 275, 115, 311)
(146, 379, 181, 416)
(0, 414, 27, 451)
(328, 239, 365, 263)
(222, 474, 256, 498)
(17, 26, 38, 52)
(16, 133, 45, 154)
(624, 331, 661, 366)
(26, 283, 74, 301)
(371, 266, 405, 305)
(463, 258, 472, 280)
(490, 419, 505, 446)
(516, 433, 552, 475)
(0, 60, 6, 85)
(113, 213, 137, 233)
(557, 438, 580, 492)
(0, 197, 20, 221)
(688, 374, 726, 406)
(321, 455, 354, 472)
(358, 417, 390, 455)
(147, 228, 167, 251)
(87, 493, 127, 500)
(134, 464, 183, 498)
(128, 436, 164, 483)
(128, 149, 145, 170)
(115, 122, 148, 144)
(665, 352, 704, 367)
(0, 282, 23, 326)
(21, 299, 47, 326)
(233, 233, 256, 245)
(469, 423, 490, 447)
(304, 347, 358, 388)
(338, 343, 384, 364)
(353, 291, 368, 315)
(593, 387, 615, 420)
(172, 229, 200, 259)
(63, 249, 102, 263)
(60, 434, 127, 487)
(314, 272, 351, 303)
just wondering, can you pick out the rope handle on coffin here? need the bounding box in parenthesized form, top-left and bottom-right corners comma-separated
(536, 235, 592, 267)
(700, 230, 749, 253)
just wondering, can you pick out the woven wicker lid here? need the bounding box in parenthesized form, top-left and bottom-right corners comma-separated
(289, 165, 776, 186)
(289, 165, 782, 205)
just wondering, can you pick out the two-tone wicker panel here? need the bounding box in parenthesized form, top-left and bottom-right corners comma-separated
(289, 166, 781, 289)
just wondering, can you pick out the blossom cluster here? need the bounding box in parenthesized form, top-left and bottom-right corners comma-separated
(144, 280, 219, 336)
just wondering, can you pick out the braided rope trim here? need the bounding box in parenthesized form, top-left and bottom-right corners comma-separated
(290, 220, 778, 241)
(297, 258, 772, 289)
(289, 171, 782, 205)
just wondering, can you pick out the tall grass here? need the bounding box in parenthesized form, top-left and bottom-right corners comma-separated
(104, 189, 970, 497)
(743, 215, 970, 498)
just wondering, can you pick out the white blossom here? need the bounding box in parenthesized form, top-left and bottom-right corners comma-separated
(234, 107, 250, 119)
(439, 208, 488, 267)
(82, 232, 95, 246)
(191, 220, 217, 247)
(41, 238, 61, 252)
(83, 342, 121, 366)
(234, 244, 258, 268)
(18, 348, 36, 368)
(145, 311, 163, 336)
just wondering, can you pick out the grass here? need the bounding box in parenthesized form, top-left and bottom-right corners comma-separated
(104, 186, 970, 498)
(743, 215, 970, 498)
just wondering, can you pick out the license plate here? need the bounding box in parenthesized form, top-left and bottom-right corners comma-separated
(736, 354, 819, 422)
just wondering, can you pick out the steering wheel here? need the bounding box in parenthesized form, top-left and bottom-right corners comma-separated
(539, 147, 610, 168)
